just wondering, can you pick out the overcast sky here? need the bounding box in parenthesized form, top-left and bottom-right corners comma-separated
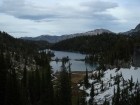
(0, 0, 139, 37)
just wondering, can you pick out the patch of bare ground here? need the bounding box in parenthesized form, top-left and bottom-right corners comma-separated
(53, 71, 92, 105)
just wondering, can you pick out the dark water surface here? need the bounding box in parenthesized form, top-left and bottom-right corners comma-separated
(49, 50, 99, 71)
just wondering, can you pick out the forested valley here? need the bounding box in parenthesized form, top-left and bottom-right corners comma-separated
(0, 31, 140, 105)
(51, 33, 140, 67)
(0, 31, 72, 105)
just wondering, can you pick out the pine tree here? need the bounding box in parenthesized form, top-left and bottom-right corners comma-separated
(34, 66, 41, 104)
(84, 68, 89, 88)
(0, 52, 7, 105)
(28, 70, 35, 104)
(22, 63, 27, 88)
(81, 90, 87, 105)
(5, 69, 21, 105)
(11, 68, 21, 105)
(136, 89, 140, 105)
(115, 83, 120, 105)
(60, 62, 71, 105)
(55, 87, 61, 105)
(90, 83, 95, 99)
(101, 80, 104, 91)
(4, 70, 12, 105)
(41, 63, 54, 105)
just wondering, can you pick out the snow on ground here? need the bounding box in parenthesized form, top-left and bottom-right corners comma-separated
(79, 66, 140, 104)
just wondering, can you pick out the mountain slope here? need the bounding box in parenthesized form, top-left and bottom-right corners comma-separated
(79, 66, 140, 104)
(20, 29, 113, 43)
(122, 23, 140, 36)
(20, 23, 140, 43)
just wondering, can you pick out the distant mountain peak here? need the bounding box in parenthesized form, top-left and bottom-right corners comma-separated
(20, 23, 140, 43)
(20, 28, 114, 43)
(135, 23, 140, 30)
(85, 29, 113, 35)
(121, 23, 140, 36)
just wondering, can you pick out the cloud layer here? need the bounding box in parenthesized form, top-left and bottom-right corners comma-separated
(0, 0, 139, 37)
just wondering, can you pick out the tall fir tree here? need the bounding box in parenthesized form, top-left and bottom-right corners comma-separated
(0, 52, 7, 105)
(60, 62, 72, 105)
(84, 68, 89, 88)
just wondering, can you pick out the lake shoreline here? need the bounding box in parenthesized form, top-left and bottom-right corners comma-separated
(50, 50, 99, 71)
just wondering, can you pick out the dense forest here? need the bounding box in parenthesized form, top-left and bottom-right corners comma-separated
(0, 31, 72, 105)
(51, 33, 140, 105)
(0, 31, 140, 105)
(51, 33, 140, 67)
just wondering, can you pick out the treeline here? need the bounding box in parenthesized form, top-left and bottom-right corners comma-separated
(0, 31, 72, 105)
(51, 33, 140, 66)
(0, 31, 50, 55)
(0, 51, 72, 105)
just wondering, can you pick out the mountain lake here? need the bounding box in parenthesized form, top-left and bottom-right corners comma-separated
(47, 50, 99, 72)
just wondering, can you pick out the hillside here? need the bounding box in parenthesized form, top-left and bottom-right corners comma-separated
(0, 31, 57, 105)
(20, 23, 140, 43)
(20, 29, 113, 43)
(122, 23, 140, 36)
(79, 66, 140, 104)
(1, 30, 140, 105)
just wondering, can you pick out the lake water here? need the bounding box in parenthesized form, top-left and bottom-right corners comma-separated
(49, 50, 99, 72)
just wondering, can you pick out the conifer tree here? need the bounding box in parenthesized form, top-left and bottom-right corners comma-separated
(60, 62, 71, 105)
(115, 83, 120, 105)
(101, 80, 104, 91)
(90, 83, 95, 99)
(81, 90, 87, 105)
(28, 70, 35, 104)
(84, 68, 89, 88)
(23, 65, 27, 87)
(41, 63, 54, 105)
(5, 69, 21, 105)
(34, 66, 41, 103)
(0, 52, 7, 105)
(11, 68, 21, 105)
(55, 87, 61, 105)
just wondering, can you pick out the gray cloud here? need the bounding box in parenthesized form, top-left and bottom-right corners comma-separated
(17, 14, 60, 20)
(9, 31, 29, 33)
(1, 0, 138, 37)
(80, 0, 118, 12)
(0, 0, 119, 21)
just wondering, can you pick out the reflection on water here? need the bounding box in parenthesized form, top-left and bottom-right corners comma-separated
(50, 61, 99, 72)
(49, 50, 99, 71)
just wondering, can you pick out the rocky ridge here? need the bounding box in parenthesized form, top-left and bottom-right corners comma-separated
(20, 23, 140, 43)
(20, 29, 113, 43)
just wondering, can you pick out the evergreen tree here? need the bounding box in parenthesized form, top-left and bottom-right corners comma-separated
(41, 63, 54, 105)
(84, 68, 89, 88)
(0, 52, 7, 105)
(28, 70, 35, 104)
(55, 87, 61, 105)
(101, 80, 104, 91)
(5, 69, 21, 105)
(34, 66, 41, 104)
(60, 62, 71, 105)
(81, 90, 87, 105)
(90, 83, 95, 99)
(23, 66, 27, 86)
(114, 83, 120, 105)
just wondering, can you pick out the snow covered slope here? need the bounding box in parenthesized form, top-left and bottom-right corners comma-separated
(79, 66, 140, 105)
